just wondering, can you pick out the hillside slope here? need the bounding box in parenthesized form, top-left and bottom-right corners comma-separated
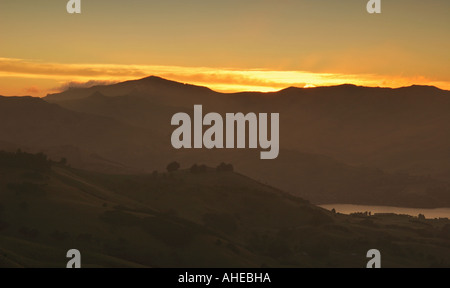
(0, 152, 450, 267)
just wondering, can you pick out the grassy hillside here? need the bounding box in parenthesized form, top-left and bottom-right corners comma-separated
(0, 151, 450, 267)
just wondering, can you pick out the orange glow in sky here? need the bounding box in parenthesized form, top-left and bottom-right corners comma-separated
(0, 1, 448, 96)
(0, 57, 449, 97)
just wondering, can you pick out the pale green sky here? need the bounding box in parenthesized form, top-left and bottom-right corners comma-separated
(0, 0, 449, 96)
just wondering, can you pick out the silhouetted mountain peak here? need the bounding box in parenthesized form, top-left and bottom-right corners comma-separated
(399, 85, 444, 92)
(45, 76, 215, 102)
(139, 75, 175, 83)
(118, 75, 209, 92)
(279, 84, 368, 96)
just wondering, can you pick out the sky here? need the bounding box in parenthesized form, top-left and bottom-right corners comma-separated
(0, 0, 449, 96)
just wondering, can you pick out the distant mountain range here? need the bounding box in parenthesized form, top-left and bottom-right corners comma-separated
(1, 76, 450, 207)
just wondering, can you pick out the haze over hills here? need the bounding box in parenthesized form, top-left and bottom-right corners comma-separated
(46, 77, 450, 179)
(2, 78, 450, 267)
(0, 95, 165, 173)
(1, 76, 450, 207)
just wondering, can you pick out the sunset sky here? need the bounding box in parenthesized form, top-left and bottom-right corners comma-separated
(0, 0, 449, 96)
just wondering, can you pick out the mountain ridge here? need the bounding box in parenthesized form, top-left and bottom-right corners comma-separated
(45, 76, 449, 102)
(45, 76, 216, 102)
(2, 76, 450, 207)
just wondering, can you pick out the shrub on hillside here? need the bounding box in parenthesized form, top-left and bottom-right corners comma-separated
(0, 150, 51, 172)
(166, 161, 180, 173)
(216, 162, 234, 172)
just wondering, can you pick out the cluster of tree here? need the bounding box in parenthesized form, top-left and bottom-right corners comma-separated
(350, 211, 372, 217)
(216, 162, 234, 172)
(166, 161, 180, 173)
(0, 150, 52, 172)
(191, 163, 234, 173)
(166, 161, 234, 173)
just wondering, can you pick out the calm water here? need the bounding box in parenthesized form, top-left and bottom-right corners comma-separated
(319, 204, 450, 219)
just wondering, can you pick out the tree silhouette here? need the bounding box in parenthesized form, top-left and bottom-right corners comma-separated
(166, 161, 180, 173)
(216, 162, 234, 172)
(0, 150, 51, 172)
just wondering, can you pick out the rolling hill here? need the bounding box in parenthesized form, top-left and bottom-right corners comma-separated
(47, 78, 450, 181)
(2, 77, 450, 207)
(0, 151, 450, 268)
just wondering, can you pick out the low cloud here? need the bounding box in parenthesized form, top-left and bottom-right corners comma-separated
(51, 80, 119, 93)
(24, 86, 41, 94)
